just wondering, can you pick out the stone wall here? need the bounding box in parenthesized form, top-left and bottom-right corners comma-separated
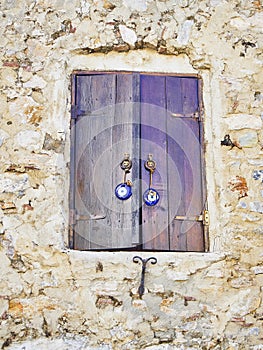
(0, 0, 263, 349)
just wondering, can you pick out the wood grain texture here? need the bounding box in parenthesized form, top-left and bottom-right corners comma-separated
(71, 73, 205, 252)
(166, 76, 204, 251)
(74, 73, 141, 250)
(140, 75, 169, 250)
(74, 74, 116, 249)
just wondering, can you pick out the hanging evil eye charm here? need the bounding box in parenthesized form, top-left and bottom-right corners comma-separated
(115, 183, 132, 200)
(143, 188, 160, 206)
(115, 154, 133, 200)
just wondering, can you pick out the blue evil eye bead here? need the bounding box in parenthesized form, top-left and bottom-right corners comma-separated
(143, 188, 160, 206)
(115, 183, 132, 200)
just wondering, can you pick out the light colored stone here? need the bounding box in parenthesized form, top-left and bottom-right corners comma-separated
(0, 173, 29, 194)
(123, 0, 147, 11)
(205, 267, 224, 278)
(229, 289, 261, 317)
(166, 270, 189, 281)
(210, 0, 221, 6)
(0, 298, 8, 319)
(132, 299, 147, 310)
(19, 69, 33, 83)
(151, 284, 165, 293)
(0, 68, 17, 87)
(242, 214, 260, 222)
(79, 0, 90, 16)
(230, 17, 250, 31)
(225, 114, 262, 130)
(91, 281, 120, 296)
(119, 25, 137, 47)
(26, 39, 50, 62)
(14, 130, 43, 151)
(0, 129, 9, 147)
(144, 344, 177, 349)
(230, 277, 253, 288)
(250, 202, 263, 214)
(177, 20, 194, 46)
(251, 266, 263, 275)
(248, 159, 263, 166)
(4, 338, 93, 350)
(179, 0, 190, 7)
(8, 96, 37, 122)
(238, 131, 258, 148)
(31, 91, 45, 104)
(23, 75, 47, 89)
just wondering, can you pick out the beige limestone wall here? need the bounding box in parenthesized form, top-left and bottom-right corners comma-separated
(0, 0, 263, 349)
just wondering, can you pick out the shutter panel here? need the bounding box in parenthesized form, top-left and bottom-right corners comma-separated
(140, 75, 170, 250)
(71, 73, 205, 252)
(166, 77, 204, 251)
(73, 73, 140, 250)
(111, 73, 141, 248)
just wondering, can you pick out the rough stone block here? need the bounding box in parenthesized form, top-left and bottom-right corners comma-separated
(177, 20, 194, 46)
(14, 130, 43, 151)
(0, 174, 29, 194)
(23, 75, 47, 89)
(0, 67, 17, 87)
(132, 299, 147, 310)
(251, 266, 263, 275)
(123, 0, 147, 11)
(119, 25, 137, 46)
(250, 201, 263, 214)
(225, 114, 262, 130)
(238, 131, 258, 148)
(229, 289, 261, 317)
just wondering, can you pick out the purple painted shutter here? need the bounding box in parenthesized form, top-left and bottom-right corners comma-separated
(140, 75, 170, 250)
(140, 75, 204, 251)
(71, 73, 205, 251)
(166, 77, 204, 251)
(72, 73, 140, 250)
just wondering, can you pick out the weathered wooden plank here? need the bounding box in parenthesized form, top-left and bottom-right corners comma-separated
(181, 77, 199, 115)
(167, 77, 198, 117)
(182, 118, 204, 251)
(166, 119, 187, 250)
(131, 73, 141, 246)
(166, 76, 204, 251)
(140, 75, 169, 250)
(167, 76, 186, 250)
(74, 74, 116, 250)
(111, 73, 140, 248)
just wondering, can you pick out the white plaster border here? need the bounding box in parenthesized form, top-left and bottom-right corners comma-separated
(51, 49, 222, 255)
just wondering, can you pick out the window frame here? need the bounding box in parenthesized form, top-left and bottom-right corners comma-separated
(69, 71, 209, 252)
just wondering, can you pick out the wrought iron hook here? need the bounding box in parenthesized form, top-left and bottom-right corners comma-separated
(133, 256, 157, 298)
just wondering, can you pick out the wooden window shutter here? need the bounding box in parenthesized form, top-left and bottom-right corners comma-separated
(71, 73, 141, 250)
(70, 72, 206, 252)
(166, 77, 205, 251)
(140, 75, 205, 251)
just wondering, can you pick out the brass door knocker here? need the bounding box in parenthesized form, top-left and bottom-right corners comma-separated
(143, 154, 160, 206)
(115, 153, 133, 200)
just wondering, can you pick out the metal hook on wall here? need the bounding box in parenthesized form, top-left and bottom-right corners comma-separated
(133, 256, 157, 298)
